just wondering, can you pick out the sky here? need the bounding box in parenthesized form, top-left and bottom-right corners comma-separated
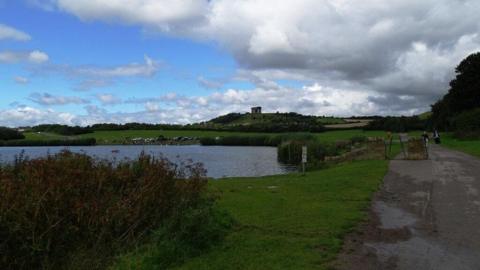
(1, 0, 480, 127)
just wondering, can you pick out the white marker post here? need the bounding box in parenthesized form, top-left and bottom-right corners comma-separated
(302, 146, 307, 175)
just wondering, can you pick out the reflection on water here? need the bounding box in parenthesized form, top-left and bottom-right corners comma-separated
(0, 145, 297, 178)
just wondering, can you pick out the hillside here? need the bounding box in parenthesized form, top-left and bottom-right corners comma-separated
(206, 112, 345, 126)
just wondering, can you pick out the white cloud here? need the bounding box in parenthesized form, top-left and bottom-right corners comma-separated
(55, 0, 209, 33)
(3, 80, 430, 127)
(48, 0, 480, 113)
(0, 50, 49, 64)
(28, 50, 49, 63)
(0, 24, 31, 41)
(96, 93, 122, 105)
(14, 76, 29, 84)
(29, 92, 90, 106)
(76, 56, 157, 77)
(30, 55, 159, 90)
(0, 106, 77, 127)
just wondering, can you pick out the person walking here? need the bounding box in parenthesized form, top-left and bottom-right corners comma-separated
(433, 130, 441, 144)
(422, 131, 429, 147)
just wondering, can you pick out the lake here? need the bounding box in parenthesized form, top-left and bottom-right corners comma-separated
(0, 145, 297, 178)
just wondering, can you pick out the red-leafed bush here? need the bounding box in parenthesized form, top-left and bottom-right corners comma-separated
(0, 151, 209, 269)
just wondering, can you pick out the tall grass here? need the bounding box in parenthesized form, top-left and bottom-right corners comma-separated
(0, 151, 217, 269)
(199, 133, 316, 146)
(277, 140, 339, 167)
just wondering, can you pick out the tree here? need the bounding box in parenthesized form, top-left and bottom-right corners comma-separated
(431, 52, 480, 129)
(0, 127, 25, 140)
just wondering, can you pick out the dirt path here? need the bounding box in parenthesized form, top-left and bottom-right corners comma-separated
(335, 145, 480, 270)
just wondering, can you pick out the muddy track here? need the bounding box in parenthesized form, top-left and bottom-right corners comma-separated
(334, 145, 480, 270)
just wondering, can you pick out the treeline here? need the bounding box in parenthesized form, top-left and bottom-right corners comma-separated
(32, 124, 94, 136)
(90, 122, 185, 131)
(364, 116, 427, 132)
(431, 52, 480, 138)
(0, 127, 25, 140)
(0, 138, 96, 147)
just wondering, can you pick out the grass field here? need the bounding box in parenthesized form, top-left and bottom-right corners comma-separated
(22, 129, 393, 145)
(167, 160, 388, 270)
(24, 131, 68, 140)
(441, 133, 480, 158)
(112, 160, 389, 269)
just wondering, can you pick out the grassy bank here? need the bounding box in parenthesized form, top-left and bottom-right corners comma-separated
(440, 133, 480, 158)
(120, 160, 388, 270)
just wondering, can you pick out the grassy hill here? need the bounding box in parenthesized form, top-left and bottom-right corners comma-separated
(206, 112, 346, 126)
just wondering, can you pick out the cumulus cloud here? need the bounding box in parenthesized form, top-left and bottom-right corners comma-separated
(0, 106, 77, 127)
(96, 93, 122, 105)
(0, 24, 31, 41)
(47, 0, 480, 114)
(0, 50, 49, 64)
(55, 0, 209, 33)
(29, 92, 90, 106)
(2, 80, 430, 127)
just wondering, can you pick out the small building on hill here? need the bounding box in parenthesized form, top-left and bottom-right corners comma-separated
(251, 106, 262, 114)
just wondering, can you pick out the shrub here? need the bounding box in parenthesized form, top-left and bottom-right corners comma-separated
(277, 140, 338, 167)
(0, 151, 210, 269)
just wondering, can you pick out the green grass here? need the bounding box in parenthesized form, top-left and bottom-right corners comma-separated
(313, 130, 386, 142)
(212, 113, 346, 126)
(24, 131, 68, 140)
(440, 133, 480, 158)
(22, 130, 270, 144)
(168, 160, 389, 270)
(23, 129, 391, 145)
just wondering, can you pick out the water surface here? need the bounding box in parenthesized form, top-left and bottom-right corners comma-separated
(0, 145, 296, 178)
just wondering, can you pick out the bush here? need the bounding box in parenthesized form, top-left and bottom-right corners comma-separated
(0, 151, 210, 269)
(0, 127, 25, 141)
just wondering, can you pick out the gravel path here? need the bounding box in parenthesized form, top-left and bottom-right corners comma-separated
(335, 144, 480, 270)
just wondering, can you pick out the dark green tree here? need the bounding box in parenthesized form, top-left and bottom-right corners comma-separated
(431, 52, 480, 129)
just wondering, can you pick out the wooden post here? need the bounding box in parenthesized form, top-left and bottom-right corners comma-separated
(399, 133, 408, 159)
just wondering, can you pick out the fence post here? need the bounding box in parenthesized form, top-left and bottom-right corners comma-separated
(302, 146, 307, 176)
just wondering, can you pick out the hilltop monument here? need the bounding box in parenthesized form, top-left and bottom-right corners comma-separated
(251, 106, 262, 114)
